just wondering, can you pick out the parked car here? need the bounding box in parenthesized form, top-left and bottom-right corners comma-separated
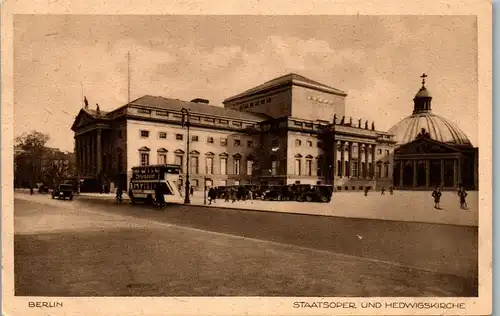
(51, 184, 74, 200)
(38, 185, 50, 194)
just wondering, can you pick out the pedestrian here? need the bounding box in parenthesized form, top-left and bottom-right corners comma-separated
(389, 186, 394, 195)
(155, 183, 165, 208)
(30, 186, 34, 195)
(190, 186, 194, 197)
(381, 187, 386, 195)
(458, 186, 468, 210)
(224, 188, 230, 202)
(431, 186, 442, 209)
(116, 186, 123, 203)
(208, 187, 216, 205)
(364, 186, 370, 196)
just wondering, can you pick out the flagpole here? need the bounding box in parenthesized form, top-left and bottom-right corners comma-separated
(81, 82, 84, 109)
(127, 52, 131, 106)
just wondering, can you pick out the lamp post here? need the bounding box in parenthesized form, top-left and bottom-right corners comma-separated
(181, 108, 191, 204)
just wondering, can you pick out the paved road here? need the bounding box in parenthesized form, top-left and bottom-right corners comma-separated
(14, 193, 478, 297)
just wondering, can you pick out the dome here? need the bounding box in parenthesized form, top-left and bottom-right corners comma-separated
(389, 112, 472, 146)
(414, 87, 432, 98)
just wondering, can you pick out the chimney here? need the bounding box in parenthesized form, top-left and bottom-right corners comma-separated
(191, 98, 209, 104)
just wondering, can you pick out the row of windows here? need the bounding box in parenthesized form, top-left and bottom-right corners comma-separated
(294, 139, 321, 148)
(335, 161, 390, 178)
(236, 97, 272, 111)
(139, 153, 254, 176)
(136, 108, 253, 129)
(139, 130, 254, 148)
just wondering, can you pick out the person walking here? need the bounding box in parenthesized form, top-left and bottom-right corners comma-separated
(389, 186, 394, 195)
(458, 186, 468, 210)
(364, 186, 370, 196)
(431, 186, 442, 209)
(155, 184, 165, 209)
(381, 187, 386, 195)
(190, 186, 194, 197)
(115, 186, 123, 203)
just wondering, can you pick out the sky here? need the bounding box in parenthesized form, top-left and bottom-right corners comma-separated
(14, 15, 478, 152)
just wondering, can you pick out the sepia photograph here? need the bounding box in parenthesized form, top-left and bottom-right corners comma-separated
(1, 1, 493, 315)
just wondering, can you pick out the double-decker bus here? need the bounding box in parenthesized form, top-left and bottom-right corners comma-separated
(128, 164, 184, 205)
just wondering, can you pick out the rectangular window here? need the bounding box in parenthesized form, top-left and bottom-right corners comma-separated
(294, 121, 303, 126)
(191, 156, 199, 174)
(247, 160, 253, 176)
(205, 157, 214, 174)
(305, 123, 313, 128)
(271, 161, 277, 176)
(158, 153, 167, 164)
(140, 153, 149, 166)
(207, 137, 214, 144)
(295, 139, 301, 146)
(306, 160, 312, 176)
(173, 113, 183, 119)
(234, 139, 241, 147)
(204, 118, 215, 123)
(138, 109, 151, 114)
(158, 132, 167, 139)
(176, 134, 183, 140)
(385, 150, 390, 155)
(193, 179, 199, 187)
(317, 160, 323, 177)
(306, 140, 313, 147)
(220, 138, 227, 146)
(191, 116, 200, 121)
(234, 159, 241, 175)
(266, 97, 271, 103)
(232, 121, 242, 127)
(140, 130, 150, 138)
(377, 165, 382, 178)
(352, 161, 359, 177)
(219, 119, 229, 125)
(384, 164, 389, 178)
(247, 140, 253, 148)
(220, 158, 227, 175)
(175, 155, 183, 173)
(192, 135, 199, 142)
(156, 111, 168, 116)
(378, 149, 382, 154)
(295, 159, 302, 176)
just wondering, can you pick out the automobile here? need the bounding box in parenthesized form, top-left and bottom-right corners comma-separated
(297, 185, 333, 203)
(51, 184, 74, 200)
(38, 184, 50, 194)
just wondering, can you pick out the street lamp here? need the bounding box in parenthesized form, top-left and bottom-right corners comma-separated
(181, 108, 191, 204)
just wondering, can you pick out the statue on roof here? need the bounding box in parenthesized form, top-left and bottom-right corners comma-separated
(96, 103, 100, 115)
(349, 117, 353, 125)
(340, 116, 345, 125)
(84, 96, 89, 109)
(416, 128, 431, 139)
(371, 122, 375, 131)
(333, 114, 337, 125)
(358, 118, 362, 128)
(365, 120, 368, 129)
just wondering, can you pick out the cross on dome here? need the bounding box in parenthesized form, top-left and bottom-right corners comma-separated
(420, 73, 428, 87)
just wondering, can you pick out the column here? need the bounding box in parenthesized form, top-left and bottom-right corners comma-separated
(97, 129, 102, 174)
(364, 144, 369, 178)
(412, 160, 417, 187)
(425, 160, 430, 187)
(399, 160, 404, 188)
(440, 159, 445, 187)
(357, 142, 362, 178)
(332, 140, 337, 182)
(457, 158, 462, 186)
(340, 141, 345, 177)
(347, 142, 353, 177)
(83, 136, 87, 175)
(453, 159, 458, 187)
(371, 144, 376, 179)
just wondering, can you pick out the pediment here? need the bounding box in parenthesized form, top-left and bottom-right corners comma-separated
(396, 138, 459, 155)
(71, 109, 97, 131)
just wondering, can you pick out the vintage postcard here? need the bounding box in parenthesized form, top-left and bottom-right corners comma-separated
(1, 0, 492, 315)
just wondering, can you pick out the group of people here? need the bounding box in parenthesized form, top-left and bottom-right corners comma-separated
(431, 185, 468, 210)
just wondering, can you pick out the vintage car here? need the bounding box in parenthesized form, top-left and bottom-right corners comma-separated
(38, 184, 50, 194)
(51, 184, 74, 200)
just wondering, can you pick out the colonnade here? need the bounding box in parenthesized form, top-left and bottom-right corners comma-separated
(75, 129, 102, 177)
(333, 140, 376, 179)
(396, 158, 462, 188)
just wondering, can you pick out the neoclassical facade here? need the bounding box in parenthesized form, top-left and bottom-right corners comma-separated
(71, 73, 397, 192)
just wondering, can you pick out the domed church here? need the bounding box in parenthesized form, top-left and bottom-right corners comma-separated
(389, 74, 478, 190)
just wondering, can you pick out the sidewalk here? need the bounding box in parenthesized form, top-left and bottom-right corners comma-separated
(73, 190, 479, 227)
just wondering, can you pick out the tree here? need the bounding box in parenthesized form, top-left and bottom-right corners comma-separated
(14, 131, 50, 186)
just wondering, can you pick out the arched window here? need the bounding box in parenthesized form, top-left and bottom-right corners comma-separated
(233, 154, 242, 175)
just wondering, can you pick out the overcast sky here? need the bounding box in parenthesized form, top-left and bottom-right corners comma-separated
(14, 15, 477, 152)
